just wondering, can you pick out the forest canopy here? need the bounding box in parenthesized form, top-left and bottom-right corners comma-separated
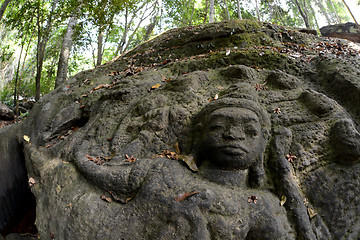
(0, 0, 358, 112)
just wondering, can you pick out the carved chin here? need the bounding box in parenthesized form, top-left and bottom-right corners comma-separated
(213, 154, 256, 170)
(335, 142, 360, 162)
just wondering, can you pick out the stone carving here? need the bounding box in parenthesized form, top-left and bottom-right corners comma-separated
(70, 89, 294, 239)
(330, 118, 360, 163)
(1, 20, 360, 239)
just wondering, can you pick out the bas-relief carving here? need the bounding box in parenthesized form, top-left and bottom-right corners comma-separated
(24, 75, 360, 239)
(72, 86, 332, 239)
(302, 117, 360, 239)
(71, 92, 298, 239)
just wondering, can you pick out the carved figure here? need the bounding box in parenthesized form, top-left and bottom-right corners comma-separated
(331, 118, 360, 163)
(70, 89, 298, 239)
(191, 95, 270, 188)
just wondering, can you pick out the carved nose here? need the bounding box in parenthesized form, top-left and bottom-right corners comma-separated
(223, 126, 245, 140)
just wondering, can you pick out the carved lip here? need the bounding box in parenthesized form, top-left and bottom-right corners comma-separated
(219, 145, 249, 155)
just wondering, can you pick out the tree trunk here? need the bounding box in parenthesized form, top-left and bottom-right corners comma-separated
(55, 14, 77, 88)
(35, 40, 45, 102)
(114, 7, 130, 57)
(17, 33, 34, 114)
(13, 36, 25, 116)
(209, 0, 214, 23)
(223, 0, 230, 20)
(342, 0, 360, 31)
(121, 3, 155, 54)
(187, 0, 196, 25)
(309, 3, 320, 30)
(294, 0, 310, 28)
(35, 0, 57, 102)
(0, 0, 11, 22)
(237, 0, 242, 19)
(315, 0, 331, 24)
(255, 0, 261, 21)
(203, 0, 209, 24)
(328, 0, 341, 23)
(144, 17, 156, 41)
(96, 27, 104, 66)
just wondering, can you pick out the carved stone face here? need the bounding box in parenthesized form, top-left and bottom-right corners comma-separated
(200, 107, 265, 170)
(331, 119, 360, 162)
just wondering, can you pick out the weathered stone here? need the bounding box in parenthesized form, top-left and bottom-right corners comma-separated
(320, 22, 360, 43)
(1, 20, 360, 239)
(5, 233, 37, 240)
(0, 104, 14, 120)
(0, 125, 35, 233)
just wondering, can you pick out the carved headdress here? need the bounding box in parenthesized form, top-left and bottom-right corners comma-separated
(193, 83, 270, 133)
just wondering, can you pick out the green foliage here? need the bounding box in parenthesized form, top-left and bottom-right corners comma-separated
(0, 82, 14, 105)
(0, 44, 13, 62)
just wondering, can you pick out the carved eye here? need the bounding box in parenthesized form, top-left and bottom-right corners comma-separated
(245, 125, 258, 137)
(209, 124, 223, 131)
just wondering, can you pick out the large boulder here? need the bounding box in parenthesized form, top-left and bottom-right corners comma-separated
(320, 22, 360, 43)
(1, 20, 360, 239)
(0, 104, 14, 121)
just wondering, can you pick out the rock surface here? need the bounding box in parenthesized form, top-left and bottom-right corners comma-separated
(0, 103, 14, 121)
(320, 22, 360, 43)
(1, 20, 360, 239)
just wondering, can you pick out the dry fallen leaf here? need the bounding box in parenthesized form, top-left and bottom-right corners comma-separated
(107, 71, 121, 76)
(161, 74, 171, 82)
(86, 155, 95, 161)
(280, 195, 287, 206)
(174, 142, 180, 155)
(56, 185, 61, 194)
(28, 177, 36, 187)
(46, 143, 56, 148)
(303, 198, 309, 206)
(248, 195, 258, 204)
(150, 83, 161, 90)
(307, 207, 317, 218)
(254, 82, 268, 91)
(286, 153, 297, 163)
(175, 191, 199, 202)
(100, 195, 112, 203)
(23, 135, 30, 143)
(156, 150, 178, 160)
(125, 154, 137, 162)
(92, 84, 111, 91)
(179, 155, 199, 172)
(273, 107, 281, 114)
(86, 155, 111, 165)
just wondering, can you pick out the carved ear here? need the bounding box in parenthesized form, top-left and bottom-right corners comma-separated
(262, 128, 270, 141)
